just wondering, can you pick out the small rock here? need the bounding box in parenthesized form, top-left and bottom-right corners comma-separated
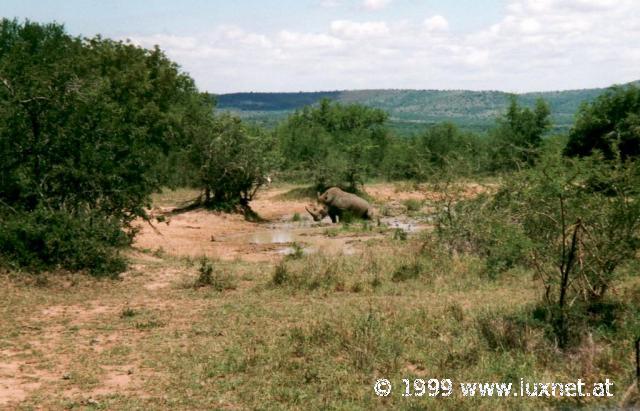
(62, 372, 71, 380)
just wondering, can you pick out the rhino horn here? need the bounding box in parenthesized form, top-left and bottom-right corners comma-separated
(305, 206, 319, 220)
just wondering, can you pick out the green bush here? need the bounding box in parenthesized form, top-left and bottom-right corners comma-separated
(436, 194, 532, 277)
(0, 19, 216, 275)
(501, 153, 640, 347)
(402, 198, 424, 212)
(0, 208, 129, 276)
(275, 99, 389, 190)
(564, 85, 640, 159)
(196, 115, 279, 210)
(488, 96, 551, 171)
(194, 258, 236, 291)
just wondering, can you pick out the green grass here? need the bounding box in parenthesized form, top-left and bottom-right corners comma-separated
(151, 187, 201, 208)
(0, 219, 638, 409)
(403, 198, 425, 212)
(275, 185, 317, 201)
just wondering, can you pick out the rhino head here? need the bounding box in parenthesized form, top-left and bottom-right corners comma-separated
(317, 190, 335, 205)
(305, 203, 329, 222)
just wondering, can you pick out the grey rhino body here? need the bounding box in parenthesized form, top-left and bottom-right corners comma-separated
(306, 187, 373, 223)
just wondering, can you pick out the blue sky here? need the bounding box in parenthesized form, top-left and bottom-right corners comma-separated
(2, 0, 639, 93)
(2, 1, 503, 36)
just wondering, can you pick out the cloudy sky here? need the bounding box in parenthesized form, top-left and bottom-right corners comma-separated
(3, 0, 639, 93)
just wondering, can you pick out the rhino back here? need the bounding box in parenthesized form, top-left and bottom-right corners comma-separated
(333, 192, 370, 213)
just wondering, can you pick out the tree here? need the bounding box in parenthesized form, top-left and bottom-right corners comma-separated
(564, 85, 640, 160)
(0, 19, 212, 274)
(413, 122, 487, 178)
(276, 99, 389, 190)
(197, 114, 278, 213)
(489, 96, 551, 171)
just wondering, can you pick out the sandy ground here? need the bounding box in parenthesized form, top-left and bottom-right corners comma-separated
(132, 183, 462, 262)
(134, 186, 324, 262)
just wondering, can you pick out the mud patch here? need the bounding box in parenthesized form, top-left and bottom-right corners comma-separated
(134, 184, 437, 263)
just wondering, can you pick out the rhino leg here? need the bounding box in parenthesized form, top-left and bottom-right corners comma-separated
(328, 208, 339, 223)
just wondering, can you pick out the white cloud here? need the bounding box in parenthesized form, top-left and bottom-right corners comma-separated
(125, 0, 640, 92)
(278, 30, 343, 49)
(330, 20, 390, 39)
(319, 0, 342, 8)
(423, 15, 449, 32)
(362, 0, 392, 11)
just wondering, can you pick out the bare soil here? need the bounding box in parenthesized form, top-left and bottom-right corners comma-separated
(133, 183, 460, 262)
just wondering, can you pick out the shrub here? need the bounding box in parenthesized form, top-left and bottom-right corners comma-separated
(272, 261, 291, 286)
(504, 153, 640, 346)
(391, 259, 422, 282)
(488, 96, 551, 171)
(435, 193, 532, 278)
(196, 115, 278, 210)
(194, 258, 236, 291)
(0, 208, 129, 276)
(275, 100, 389, 190)
(402, 198, 424, 212)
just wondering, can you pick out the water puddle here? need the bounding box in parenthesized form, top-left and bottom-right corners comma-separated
(249, 230, 297, 244)
(220, 215, 427, 258)
(381, 217, 430, 233)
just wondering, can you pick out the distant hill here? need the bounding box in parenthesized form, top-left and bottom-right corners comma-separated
(214, 82, 638, 134)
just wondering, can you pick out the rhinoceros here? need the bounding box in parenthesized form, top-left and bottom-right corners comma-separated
(305, 187, 373, 223)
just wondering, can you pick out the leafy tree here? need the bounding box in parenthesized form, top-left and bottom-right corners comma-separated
(196, 114, 278, 212)
(380, 135, 424, 180)
(489, 96, 551, 171)
(0, 19, 212, 274)
(276, 99, 388, 190)
(564, 85, 640, 159)
(380, 122, 488, 181)
(414, 122, 487, 178)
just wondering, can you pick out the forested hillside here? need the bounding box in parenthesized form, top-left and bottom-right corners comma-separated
(215, 84, 636, 133)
